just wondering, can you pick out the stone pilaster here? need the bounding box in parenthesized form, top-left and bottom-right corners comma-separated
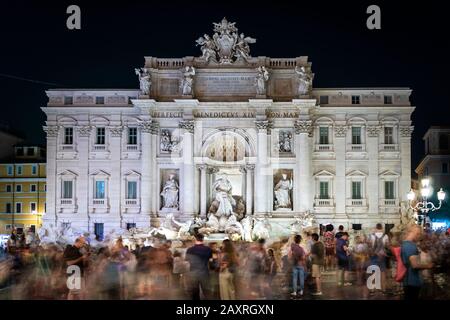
(295, 119, 312, 212)
(139, 120, 154, 216)
(334, 125, 347, 214)
(42, 126, 59, 226)
(399, 126, 413, 202)
(179, 120, 195, 216)
(198, 164, 207, 218)
(255, 120, 269, 214)
(367, 125, 381, 215)
(108, 126, 123, 227)
(245, 164, 255, 215)
(75, 125, 91, 230)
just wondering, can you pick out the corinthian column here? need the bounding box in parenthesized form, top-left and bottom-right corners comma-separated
(42, 125, 59, 227)
(255, 120, 270, 214)
(399, 126, 413, 202)
(367, 125, 381, 215)
(180, 119, 195, 216)
(295, 119, 312, 212)
(334, 125, 347, 214)
(198, 164, 207, 218)
(139, 120, 154, 216)
(245, 164, 255, 215)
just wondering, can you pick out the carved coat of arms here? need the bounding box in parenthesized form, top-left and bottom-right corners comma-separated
(195, 18, 256, 64)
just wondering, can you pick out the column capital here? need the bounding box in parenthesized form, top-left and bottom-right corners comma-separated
(239, 166, 247, 174)
(294, 119, 313, 136)
(399, 126, 414, 138)
(76, 125, 92, 137)
(108, 126, 124, 138)
(255, 120, 271, 132)
(139, 120, 159, 134)
(197, 164, 207, 171)
(207, 166, 220, 174)
(179, 119, 195, 133)
(245, 164, 256, 171)
(366, 125, 381, 137)
(43, 125, 59, 138)
(334, 125, 347, 138)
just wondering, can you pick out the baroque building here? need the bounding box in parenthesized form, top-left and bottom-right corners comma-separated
(41, 19, 414, 238)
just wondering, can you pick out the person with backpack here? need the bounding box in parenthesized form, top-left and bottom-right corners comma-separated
(401, 225, 433, 300)
(369, 223, 390, 293)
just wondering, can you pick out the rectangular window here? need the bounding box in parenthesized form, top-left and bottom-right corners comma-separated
(385, 181, 395, 199)
(352, 181, 362, 199)
(7, 165, 13, 176)
(319, 127, 329, 145)
(32, 165, 37, 175)
(127, 181, 137, 199)
(64, 127, 73, 145)
(443, 162, 448, 174)
(128, 127, 138, 145)
(96, 96, 105, 104)
(126, 223, 136, 230)
(96, 127, 106, 145)
(16, 147, 24, 156)
(16, 184, 22, 192)
(384, 95, 393, 104)
(44, 184, 47, 192)
(6, 203, 12, 213)
(94, 223, 104, 241)
(95, 180, 105, 199)
(352, 127, 361, 144)
(384, 127, 394, 144)
(319, 95, 329, 105)
(6, 185, 12, 192)
(319, 181, 329, 199)
(16, 203, 22, 213)
(351, 95, 360, 104)
(44, 202, 47, 213)
(17, 165, 23, 175)
(30, 184, 37, 192)
(30, 202, 37, 212)
(27, 148, 35, 156)
(62, 180, 73, 199)
(439, 134, 449, 150)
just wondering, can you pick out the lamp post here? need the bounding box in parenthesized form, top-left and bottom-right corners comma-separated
(407, 178, 446, 227)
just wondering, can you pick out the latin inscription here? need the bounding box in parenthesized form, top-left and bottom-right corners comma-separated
(195, 75, 255, 96)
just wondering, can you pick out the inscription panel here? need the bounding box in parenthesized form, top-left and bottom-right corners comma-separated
(195, 74, 256, 96)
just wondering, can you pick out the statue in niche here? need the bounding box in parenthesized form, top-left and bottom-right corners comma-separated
(160, 130, 179, 153)
(180, 66, 196, 96)
(160, 174, 179, 209)
(135, 68, 151, 95)
(207, 173, 236, 232)
(255, 66, 269, 95)
(279, 131, 292, 153)
(274, 173, 293, 209)
(295, 66, 313, 96)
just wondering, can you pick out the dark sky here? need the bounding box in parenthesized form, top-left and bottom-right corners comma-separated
(0, 0, 449, 170)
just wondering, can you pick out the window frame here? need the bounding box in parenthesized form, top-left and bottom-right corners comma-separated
(351, 127, 362, 144)
(96, 127, 106, 145)
(128, 127, 138, 145)
(64, 127, 74, 145)
(351, 95, 361, 105)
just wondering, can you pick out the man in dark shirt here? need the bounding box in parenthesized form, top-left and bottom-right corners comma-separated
(185, 233, 212, 300)
(310, 233, 325, 295)
(336, 232, 351, 286)
(335, 225, 345, 239)
(63, 237, 88, 299)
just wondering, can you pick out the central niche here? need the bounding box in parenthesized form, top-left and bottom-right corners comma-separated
(206, 133, 245, 162)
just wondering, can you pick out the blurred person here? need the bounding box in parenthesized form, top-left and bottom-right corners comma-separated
(290, 234, 306, 298)
(185, 233, 212, 300)
(248, 238, 267, 298)
(219, 239, 238, 300)
(172, 250, 189, 296)
(336, 232, 351, 286)
(335, 225, 345, 239)
(63, 237, 88, 300)
(323, 224, 335, 272)
(208, 242, 220, 299)
(401, 225, 433, 300)
(353, 235, 369, 286)
(310, 233, 324, 295)
(265, 248, 278, 299)
(369, 223, 390, 292)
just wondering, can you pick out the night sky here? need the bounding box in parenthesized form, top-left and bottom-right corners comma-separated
(0, 0, 449, 170)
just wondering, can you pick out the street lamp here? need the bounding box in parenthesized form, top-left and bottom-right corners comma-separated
(407, 178, 446, 226)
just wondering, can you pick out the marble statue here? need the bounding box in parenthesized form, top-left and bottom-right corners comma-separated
(290, 216, 303, 235)
(240, 216, 253, 242)
(171, 216, 193, 239)
(225, 214, 244, 238)
(135, 68, 151, 95)
(255, 66, 269, 95)
(160, 174, 179, 209)
(160, 130, 179, 153)
(234, 33, 256, 62)
(274, 173, 293, 209)
(196, 34, 217, 63)
(195, 18, 256, 64)
(252, 217, 271, 240)
(207, 173, 236, 232)
(295, 66, 313, 96)
(180, 66, 195, 96)
(279, 131, 292, 153)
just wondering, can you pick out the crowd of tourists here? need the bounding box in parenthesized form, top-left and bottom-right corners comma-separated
(0, 223, 449, 300)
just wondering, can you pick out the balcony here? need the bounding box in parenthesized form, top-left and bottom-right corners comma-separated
(348, 144, 365, 152)
(126, 144, 139, 151)
(380, 199, 398, 206)
(314, 198, 334, 207)
(90, 198, 109, 213)
(315, 144, 333, 151)
(60, 199, 73, 205)
(92, 199, 105, 205)
(93, 144, 107, 151)
(346, 198, 367, 207)
(123, 198, 141, 213)
(61, 144, 74, 151)
(380, 144, 398, 151)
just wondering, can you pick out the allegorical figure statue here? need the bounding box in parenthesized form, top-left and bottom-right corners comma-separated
(160, 174, 179, 209)
(207, 173, 236, 232)
(180, 66, 196, 96)
(195, 34, 217, 63)
(255, 66, 269, 95)
(274, 173, 293, 209)
(295, 66, 313, 96)
(234, 33, 256, 62)
(135, 68, 151, 95)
